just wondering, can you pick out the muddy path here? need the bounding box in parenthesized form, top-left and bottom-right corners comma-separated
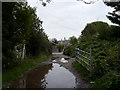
(5, 53, 89, 88)
(50, 53, 89, 88)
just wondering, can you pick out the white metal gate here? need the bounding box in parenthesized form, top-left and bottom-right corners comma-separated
(75, 48, 92, 71)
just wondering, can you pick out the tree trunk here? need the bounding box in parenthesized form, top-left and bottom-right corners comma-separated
(22, 44, 26, 59)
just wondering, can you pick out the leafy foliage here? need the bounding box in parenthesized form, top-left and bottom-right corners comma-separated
(2, 2, 52, 70)
(69, 36, 78, 45)
(56, 44, 64, 52)
(104, 1, 120, 26)
(93, 71, 120, 88)
(64, 21, 120, 88)
(81, 21, 110, 40)
(63, 45, 76, 57)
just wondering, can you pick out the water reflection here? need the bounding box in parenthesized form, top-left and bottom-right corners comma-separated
(10, 64, 52, 88)
(9, 62, 76, 88)
(46, 63, 76, 88)
(26, 64, 53, 88)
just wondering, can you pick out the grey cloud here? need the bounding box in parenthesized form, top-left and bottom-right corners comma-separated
(28, 0, 114, 40)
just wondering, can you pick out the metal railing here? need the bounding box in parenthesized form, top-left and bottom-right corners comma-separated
(75, 48, 92, 71)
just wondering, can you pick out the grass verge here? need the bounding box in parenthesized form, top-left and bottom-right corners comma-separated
(3, 54, 50, 85)
(72, 61, 90, 82)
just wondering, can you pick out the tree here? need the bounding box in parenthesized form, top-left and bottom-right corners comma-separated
(2, 2, 52, 69)
(104, 1, 120, 26)
(109, 25, 120, 39)
(51, 38, 58, 45)
(56, 44, 64, 52)
(69, 36, 78, 45)
(39, 0, 98, 6)
(2, 2, 27, 69)
(81, 21, 110, 41)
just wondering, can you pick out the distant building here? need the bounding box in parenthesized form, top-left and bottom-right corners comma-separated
(58, 40, 70, 46)
(50, 38, 70, 52)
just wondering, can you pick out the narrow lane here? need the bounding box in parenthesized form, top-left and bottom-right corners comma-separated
(7, 53, 89, 88)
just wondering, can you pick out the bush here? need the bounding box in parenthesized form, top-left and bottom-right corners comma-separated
(63, 45, 76, 57)
(93, 71, 120, 88)
(64, 21, 120, 88)
(56, 44, 64, 52)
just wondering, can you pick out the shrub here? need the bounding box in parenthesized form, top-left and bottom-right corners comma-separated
(93, 71, 120, 88)
(56, 44, 64, 52)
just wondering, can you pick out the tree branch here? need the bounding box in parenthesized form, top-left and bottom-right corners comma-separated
(76, 0, 98, 4)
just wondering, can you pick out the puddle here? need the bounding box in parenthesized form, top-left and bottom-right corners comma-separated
(46, 63, 76, 88)
(60, 58, 68, 63)
(8, 63, 76, 88)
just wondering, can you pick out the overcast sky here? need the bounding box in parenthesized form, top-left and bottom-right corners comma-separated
(27, 0, 114, 40)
